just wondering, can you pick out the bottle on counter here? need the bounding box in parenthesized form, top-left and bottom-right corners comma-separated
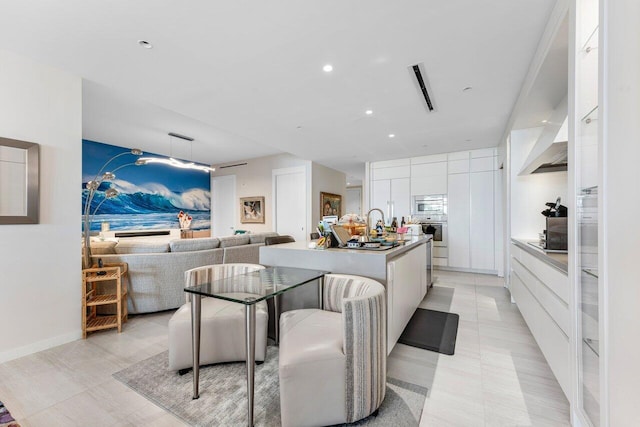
(401, 216, 405, 227)
(390, 217, 398, 231)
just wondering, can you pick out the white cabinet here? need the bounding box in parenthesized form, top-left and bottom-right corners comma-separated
(387, 243, 427, 352)
(447, 151, 470, 175)
(446, 151, 497, 271)
(410, 162, 447, 195)
(371, 178, 410, 224)
(447, 173, 470, 268)
(510, 243, 570, 397)
(470, 171, 495, 270)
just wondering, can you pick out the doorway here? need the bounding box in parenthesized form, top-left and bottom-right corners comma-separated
(272, 166, 307, 242)
(212, 175, 236, 237)
(345, 186, 362, 216)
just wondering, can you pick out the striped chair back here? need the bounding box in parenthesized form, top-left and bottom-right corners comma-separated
(323, 274, 387, 423)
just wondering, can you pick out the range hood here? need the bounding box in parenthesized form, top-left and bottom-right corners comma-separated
(519, 96, 568, 175)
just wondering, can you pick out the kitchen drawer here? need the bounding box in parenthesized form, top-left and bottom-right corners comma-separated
(535, 296, 570, 397)
(512, 257, 569, 335)
(512, 244, 568, 303)
(510, 268, 570, 397)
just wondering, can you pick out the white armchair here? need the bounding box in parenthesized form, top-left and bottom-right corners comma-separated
(278, 274, 387, 426)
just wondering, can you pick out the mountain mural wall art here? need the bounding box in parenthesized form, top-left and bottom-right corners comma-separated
(82, 140, 211, 232)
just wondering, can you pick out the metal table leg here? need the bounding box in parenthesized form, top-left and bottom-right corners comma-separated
(318, 276, 324, 310)
(274, 294, 281, 345)
(245, 299, 256, 426)
(191, 294, 201, 400)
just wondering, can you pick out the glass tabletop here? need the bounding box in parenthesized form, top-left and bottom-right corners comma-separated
(183, 266, 328, 305)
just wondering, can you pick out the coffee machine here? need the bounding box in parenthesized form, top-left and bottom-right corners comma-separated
(541, 197, 568, 251)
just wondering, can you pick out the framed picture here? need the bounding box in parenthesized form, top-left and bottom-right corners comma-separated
(320, 192, 342, 218)
(240, 196, 265, 224)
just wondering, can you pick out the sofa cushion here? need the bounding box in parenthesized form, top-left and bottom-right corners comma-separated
(249, 232, 279, 244)
(170, 237, 221, 252)
(90, 240, 118, 255)
(115, 240, 171, 254)
(219, 235, 250, 248)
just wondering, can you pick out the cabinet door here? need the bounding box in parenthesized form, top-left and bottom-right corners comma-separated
(410, 162, 447, 195)
(390, 178, 411, 223)
(371, 179, 391, 219)
(447, 173, 470, 268)
(470, 171, 495, 270)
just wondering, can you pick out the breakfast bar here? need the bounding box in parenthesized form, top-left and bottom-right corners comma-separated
(259, 235, 432, 353)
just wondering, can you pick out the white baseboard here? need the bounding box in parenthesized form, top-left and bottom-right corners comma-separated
(0, 330, 82, 364)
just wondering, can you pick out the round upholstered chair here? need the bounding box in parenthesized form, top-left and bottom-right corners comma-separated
(278, 274, 387, 427)
(168, 263, 268, 372)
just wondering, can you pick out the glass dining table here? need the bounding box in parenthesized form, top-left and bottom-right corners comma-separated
(184, 266, 328, 427)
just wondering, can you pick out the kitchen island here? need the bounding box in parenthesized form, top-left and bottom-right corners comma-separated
(260, 235, 432, 353)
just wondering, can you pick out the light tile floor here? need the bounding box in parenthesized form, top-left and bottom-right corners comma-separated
(0, 270, 570, 426)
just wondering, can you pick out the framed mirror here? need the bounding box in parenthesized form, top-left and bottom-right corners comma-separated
(0, 136, 39, 224)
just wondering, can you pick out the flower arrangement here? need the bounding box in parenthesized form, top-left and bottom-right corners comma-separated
(178, 211, 192, 229)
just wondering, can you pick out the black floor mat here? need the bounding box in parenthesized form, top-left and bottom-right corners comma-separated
(398, 308, 459, 355)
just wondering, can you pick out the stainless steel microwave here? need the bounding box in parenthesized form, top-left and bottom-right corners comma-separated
(414, 195, 447, 216)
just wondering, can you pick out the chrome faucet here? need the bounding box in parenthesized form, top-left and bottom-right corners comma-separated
(364, 208, 386, 241)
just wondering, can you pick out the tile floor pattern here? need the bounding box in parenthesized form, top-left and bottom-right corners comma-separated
(0, 270, 570, 426)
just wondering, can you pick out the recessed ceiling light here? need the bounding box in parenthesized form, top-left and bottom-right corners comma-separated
(323, 64, 333, 72)
(388, 134, 395, 138)
(347, 182, 351, 186)
(137, 40, 153, 49)
(463, 86, 473, 92)
(365, 110, 373, 115)
(542, 119, 548, 123)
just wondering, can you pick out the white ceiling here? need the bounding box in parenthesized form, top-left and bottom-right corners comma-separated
(0, 0, 557, 183)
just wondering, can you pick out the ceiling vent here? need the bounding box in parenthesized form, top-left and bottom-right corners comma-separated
(409, 63, 437, 113)
(219, 162, 248, 169)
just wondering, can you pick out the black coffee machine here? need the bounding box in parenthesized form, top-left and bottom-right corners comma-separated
(541, 197, 568, 251)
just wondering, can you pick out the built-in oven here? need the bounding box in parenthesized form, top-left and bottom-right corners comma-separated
(421, 220, 447, 247)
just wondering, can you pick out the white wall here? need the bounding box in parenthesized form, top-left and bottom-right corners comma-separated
(212, 153, 310, 233)
(0, 49, 82, 363)
(510, 127, 568, 239)
(312, 163, 346, 226)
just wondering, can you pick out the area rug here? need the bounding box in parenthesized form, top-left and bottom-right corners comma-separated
(398, 308, 459, 355)
(0, 401, 20, 427)
(114, 347, 427, 426)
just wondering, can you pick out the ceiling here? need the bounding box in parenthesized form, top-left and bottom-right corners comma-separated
(0, 1, 557, 183)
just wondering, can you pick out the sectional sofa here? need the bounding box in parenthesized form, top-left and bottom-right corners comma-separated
(89, 232, 278, 314)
